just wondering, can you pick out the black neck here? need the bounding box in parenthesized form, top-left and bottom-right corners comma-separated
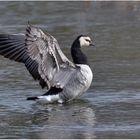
(71, 39, 88, 65)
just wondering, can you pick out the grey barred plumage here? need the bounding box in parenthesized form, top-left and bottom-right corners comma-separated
(0, 24, 94, 103)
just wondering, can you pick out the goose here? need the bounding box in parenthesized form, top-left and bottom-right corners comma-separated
(0, 24, 94, 103)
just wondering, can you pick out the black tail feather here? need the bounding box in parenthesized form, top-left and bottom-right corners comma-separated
(27, 96, 39, 100)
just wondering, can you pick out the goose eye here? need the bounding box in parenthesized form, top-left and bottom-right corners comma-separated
(85, 39, 91, 43)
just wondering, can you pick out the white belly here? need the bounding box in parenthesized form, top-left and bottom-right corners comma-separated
(77, 64, 93, 92)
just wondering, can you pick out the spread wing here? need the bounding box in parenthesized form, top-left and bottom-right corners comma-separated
(0, 25, 76, 90)
(0, 34, 26, 62)
(25, 25, 76, 89)
(0, 33, 47, 88)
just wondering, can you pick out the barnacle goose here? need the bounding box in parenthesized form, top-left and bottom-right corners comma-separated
(0, 24, 94, 103)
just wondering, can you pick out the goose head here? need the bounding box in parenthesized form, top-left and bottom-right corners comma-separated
(71, 35, 94, 65)
(72, 35, 94, 48)
(79, 35, 93, 47)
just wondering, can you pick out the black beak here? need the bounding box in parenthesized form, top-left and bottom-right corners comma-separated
(89, 41, 95, 47)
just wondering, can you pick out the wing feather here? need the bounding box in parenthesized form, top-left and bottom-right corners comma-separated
(0, 25, 76, 92)
(0, 34, 26, 62)
(25, 25, 76, 90)
(0, 33, 47, 88)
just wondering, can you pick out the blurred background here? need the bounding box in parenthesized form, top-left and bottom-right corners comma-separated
(0, 1, 140, 139)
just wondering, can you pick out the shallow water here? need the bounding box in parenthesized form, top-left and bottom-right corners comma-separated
(0, 1, 140, 139)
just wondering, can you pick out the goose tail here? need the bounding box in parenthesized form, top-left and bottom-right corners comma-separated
(27, 96, 39, 100)
(26, 94, 63, 103)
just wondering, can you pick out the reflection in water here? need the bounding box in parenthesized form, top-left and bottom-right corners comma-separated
(0, 100, 97, 139)
(29, 100, 96, 139)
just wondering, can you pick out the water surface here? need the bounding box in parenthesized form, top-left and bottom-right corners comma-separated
(0, 1, 140, 139)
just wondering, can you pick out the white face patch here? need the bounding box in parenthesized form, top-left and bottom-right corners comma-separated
(79, 36, 91, 47)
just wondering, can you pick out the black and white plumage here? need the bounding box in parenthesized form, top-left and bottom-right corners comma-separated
(0, 25, 93, 103)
